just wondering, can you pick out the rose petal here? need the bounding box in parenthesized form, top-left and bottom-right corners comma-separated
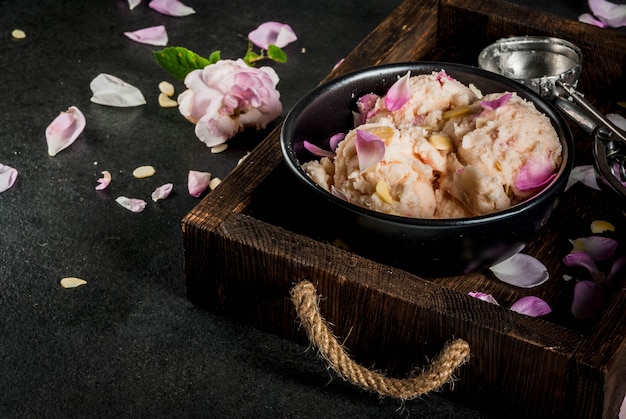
(248, 22, 297, 50)
(0, 163, 18, 193)
(355, 129, 385, 173)
(148, 0, 195, 16)
(607, 256, 626, 286)
(329, 133, 345, 152)
(510, 296, 552, 317)
(565, 165, 601, 191)
(385, 71, 411, 111)
(574, 236, 619, 261)
(489, 253, 549, 288)
(571, 280, 605, 319)
(588, 0, 626, 28)
(45, 106, 86, 156)
(115, 196, 147, 213)
(128, 0, 142, 9)
(480, 92, 512, 111)
(90, 73, 146, 107)
(619, 392, 626, 419)
(563, 251, 606, 283)
(514, 155, 556, 191)
(468, 292, 499, 305)
(303, 141, 334, 158)
(95, 170, 111, 191)
(188, 170, 211, 197)
(357, 93, 379, 123)
(578, 12, 608, 27)
(152, 183, 173, 202)
(124, 25, 168, 46)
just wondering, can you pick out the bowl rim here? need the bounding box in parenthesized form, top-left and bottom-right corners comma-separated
(280, 61, 574, 228)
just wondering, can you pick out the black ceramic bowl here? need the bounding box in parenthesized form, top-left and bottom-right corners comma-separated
(280, 62, 574, 277)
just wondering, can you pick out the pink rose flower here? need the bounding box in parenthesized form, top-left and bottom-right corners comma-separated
(177, 58, 282, 147)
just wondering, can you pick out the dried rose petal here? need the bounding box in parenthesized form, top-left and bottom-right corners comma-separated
(578, 12, 608, 27)
(510, 296, 552, 317)
(148, 0, 195, 16)
(90, 73, 146, 107)
(355, 129, 385, 172)
(563, 251, 606, 283)
(489, 253, 549, 288)
(514, 155, 556, 191)
(574, 236, 619, 261)
(115, 196, 147, 213)
(571, 280, 605, 319)
(468, 292, 499, 305)
(124, 25, 168, 46)
(152, 183, 173, 202)
(385, 71, 411, 111)
(45, 106, 86, 156)
(248, 22, 297, 50)
(0, 163, 18, 193)
(95, 170, 111, 191)
(565, 165, 601, 191)
(188, 170, 211, 197)
(480, 92, 512, 111)
(588, 0, 626, 28)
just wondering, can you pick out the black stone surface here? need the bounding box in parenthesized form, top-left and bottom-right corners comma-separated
(0, 0, 603, 417)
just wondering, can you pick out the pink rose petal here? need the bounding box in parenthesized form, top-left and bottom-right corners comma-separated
(115, 196, 147, 213)
(357, 93, 379, 123)
(565, 165, 601, 191)
(588, 0, 626, 28)
(480, 92, 512, 111)
(510, 296, 552, 317)
(188, 170, 211, 197)
(355, 129, 385, 173)
(248, 22, 297, 50)
(45, 106, 86, 156)
(489, 253, 549, 288)
(329, 133, 345, 152)
(575, 236, 619, 262)
(468, 292, 499, 305)
(514, 155, 556, 191)
(148, 0, 195, 16)
(124, 25, 168, 46)
(571, 280, 605, 319)
(0, 163, 18, 193)
(607, 256, 626, 286)
(385, 71, 411, 111)
(303, 141, 334, 158)
(95, 170, 111, 191)
(578, 12, 608, 27)
(90, 74, 146, 107)
(563, 251, 606, 283)
(152, 183, 173, 202)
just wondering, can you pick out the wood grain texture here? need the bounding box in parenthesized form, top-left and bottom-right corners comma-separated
(183, 0, 626, 417)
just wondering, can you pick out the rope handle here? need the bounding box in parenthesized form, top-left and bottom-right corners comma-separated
(290, 280, 470, 400)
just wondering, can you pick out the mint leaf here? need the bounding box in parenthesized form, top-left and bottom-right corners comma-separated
(153, 47, 214, 80)
(267, 45, 287, 63)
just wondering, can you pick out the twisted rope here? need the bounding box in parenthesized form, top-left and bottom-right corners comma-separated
(290, 280, 470, 400)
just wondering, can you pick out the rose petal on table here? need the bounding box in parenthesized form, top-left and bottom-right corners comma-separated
(563, 251, 605, 283)
(124, 25, 168, 46)
(571, 280, 605, 319)
(574, 236, 619, 261)
(90, 73, 146, 107)
(468, 291, 499, 305)
(588, 0, 626, 28)
(514, 155, 556, 191)
(115, 196, 147, 213)
(355, 129, 385, 173)
(565, 165, 601, 191)
(45, 106, 86, 156)
(578, 12, 607, 27)
(152, 183, 173, 202)
(148, 0, 195, 16)
(489, 253, 549, 288)
(127, 0, 142, 10)
(480, 92, 512, 111)
(248, 22, 297, 50)
(510, 296, 552, 317)
(188, 170, 211, 197)
(0, 163, 18, 193)
(385, 71, 411, 111)
(95, 170, 111, 191)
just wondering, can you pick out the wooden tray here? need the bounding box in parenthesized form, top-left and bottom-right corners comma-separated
(182, 0, 626, 417)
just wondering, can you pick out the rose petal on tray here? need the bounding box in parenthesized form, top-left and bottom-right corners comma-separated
(510, 296, 552, 317)
(148, 0, 195, 16)
(45, 106, 86, 156)
(90, 73, 146, 107)
(489, 253, 549, 288)
(124, 25, 168, 46)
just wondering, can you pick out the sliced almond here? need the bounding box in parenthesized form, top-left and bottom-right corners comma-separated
(158, 81, 175, 96)
(590, 220, 615, 234)
(132, 165, 156, 178)
(366, 126, 394, 145)
(429, 134, 453, 151)
(60, 277, 87, 288)
(211, 144, 228, 154)
(375, 179, 393, 204)
(209, 177, 222, 190)
(158, 93, 178, 108)
(11, 29, 26, 40)
(442, 106, 469, 119)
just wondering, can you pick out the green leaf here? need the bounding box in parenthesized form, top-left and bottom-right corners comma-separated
(267, 45, 287, 63)
(207, 50, 221, 64)
(243, 50, 262, 67)
(153, 47, 213, 81)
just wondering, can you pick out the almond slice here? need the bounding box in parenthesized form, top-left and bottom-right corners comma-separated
(158, 93, 178, 108)
(211, 144, 228, 154)
(158, 81, 175, 96)
(60, 277, 87, 288)
(132, 165, 156, 178)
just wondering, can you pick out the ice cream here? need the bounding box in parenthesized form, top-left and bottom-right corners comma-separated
(301, 70, 562, 219)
